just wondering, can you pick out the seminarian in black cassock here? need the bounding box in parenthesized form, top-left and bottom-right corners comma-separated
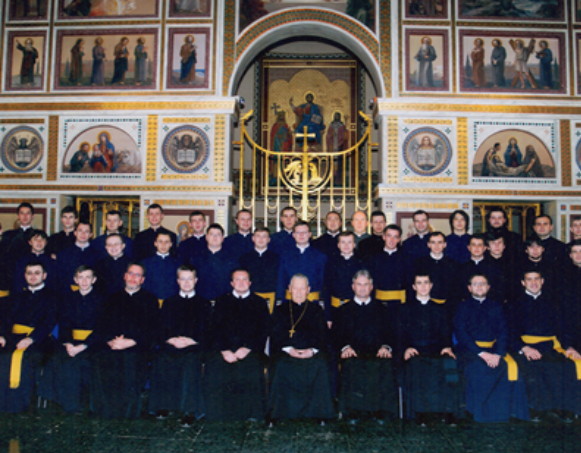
(148, 265, 209, 425)
(399, 274, 462, 422)
(268, 274, 335, 422)
(91, 263, 158, 419)
(509, 270, 581, 419)
(453, 274, 529, 423)
(0, 262, 55, 413)
(205, 269, 270, 421)
(332, 270, 397, 422)
(49, 266, 103, 413)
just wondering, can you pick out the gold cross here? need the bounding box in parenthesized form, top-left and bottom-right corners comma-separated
(289, 328, 295, 338)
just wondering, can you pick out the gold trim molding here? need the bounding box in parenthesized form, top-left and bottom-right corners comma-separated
(0, 101, 237, 112)
(377, 102, 581, 115)
(378, 188, 581, 197)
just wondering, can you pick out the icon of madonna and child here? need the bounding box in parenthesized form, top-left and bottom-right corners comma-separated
(63, 128, 141, 174)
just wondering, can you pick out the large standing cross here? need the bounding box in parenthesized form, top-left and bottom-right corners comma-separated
(294, 126, 316, 220)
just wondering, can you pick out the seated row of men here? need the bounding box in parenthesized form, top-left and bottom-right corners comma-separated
(0, 259, 579, 427)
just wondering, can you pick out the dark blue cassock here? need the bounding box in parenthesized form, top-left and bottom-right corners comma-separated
(140, 254, 181, 302)
(269, 230, 294, 255)
(454, 296, 529, 422)
(445, 233, 471, 264)
(411, 255, 460, 310)
(12, 253, 57, 294)
(400, 234, 430, 261)
(357, 234, 383, 261)
(223, 232, 253, 262)
(177, 235, 206, 264)
(94, 254, 132, 297)
(322, 253, 366, 320)
(276, 245, 327, 300)
(46, 230, 75, 257)
(189, 248, 238, 301)
(312, 232, 340, 258)
(239, 249, 280, 299)
(56, 244, 98, 294)
(133, 227, 177, 262)
(91, 233, 134, 260)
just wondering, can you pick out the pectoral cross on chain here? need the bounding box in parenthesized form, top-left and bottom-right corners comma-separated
(289, 328, 295, 338)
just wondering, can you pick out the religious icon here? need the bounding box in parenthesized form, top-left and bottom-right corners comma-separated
(0, 126, 44, 173)
(402, 127, 452, 176)
(161, 125, 210, 174)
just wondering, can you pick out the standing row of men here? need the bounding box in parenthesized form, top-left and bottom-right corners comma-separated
(0, 202, 580, 425)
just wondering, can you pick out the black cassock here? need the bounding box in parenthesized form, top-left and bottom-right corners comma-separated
(205, 292, 270, 421)
(49, 288, 103, 413)
(149, 293, 209, 418)
(0, 287, 55, 413)
(90, 288, 158, 419)
(269, 300, 335, 421)
(333, 299, 397, 418)
(399, 298, 462, 418)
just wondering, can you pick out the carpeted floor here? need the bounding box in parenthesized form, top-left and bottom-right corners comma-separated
(1, 413, 580, 453)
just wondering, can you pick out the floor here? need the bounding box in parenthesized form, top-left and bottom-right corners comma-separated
(1, 413, 580, 453)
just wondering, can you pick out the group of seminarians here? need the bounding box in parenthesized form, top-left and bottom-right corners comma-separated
(0, 201, 580, 427)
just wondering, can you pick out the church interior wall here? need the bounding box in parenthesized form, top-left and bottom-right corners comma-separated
(0, 1, 580, 240)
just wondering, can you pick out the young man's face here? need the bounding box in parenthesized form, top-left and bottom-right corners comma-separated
(338, 235, 356, 256)
(24, 265, 46, 288)
(488, 211, 506, 229)
(413, 276, 433, 298)
(189, 215, 206, 235)
(487, 238, 505, 258)
(383, 228, 401, 250)
(61, 212, 77, 230)
(427, 235, 446, 255)
(570, 219, 581, 240)
(154, 234, 173, 255)
(235, 211, 253, 234)
(252, 230, 270, 250)
(521, 272, 543, 295)
(206, 227, 224, 248)
(570, 245, 581, 266)
(29, 235, 47, 254)
(74, 224, 93, 245)
(467, 239, 486, 260)
(124, 265, 145, 292)
(526, 243, 544, 261)
(18, 207, 34, 227)
(351, 211, 368, 235)
(177, 270, 197, 293)
(231, 270, 251, 294)
(105, 214, 123, 233)
(371, 215, 386, 236)
(105, 236, 125, 258)
(280, 209, 297, 231)
(452, 213, 467, 233)
(74, 270, 97, 293)
(413, 213, 430, 235)
(352, 275, 373, 300)
(293, 224, 311, 247)
(468, 276, 490, 299)
(325, 213, 341, 234)
(147, 207, 163, 228)
(533, 217, 552, 239)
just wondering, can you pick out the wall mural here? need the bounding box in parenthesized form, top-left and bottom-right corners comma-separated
(53, 28, 158, 91)
(471, 121, 558, 185)
(457, 0, 565, 21)
(161, 124, 211, 175)
(239, 1, 377, 34)
(7, 0, 50, 21)
(166, 27, 211, 90)
(57, 0, 159, 20)
(0, 125, 45, 174)
(402, 127, 453, 177)
(4, 30, 47, 92)
(404, 0, 448, 20)
(404, 28, 449, 92)
(168, 0, 212, 18)
(459, 30, 566, 94)
(59, 118, 144, 180)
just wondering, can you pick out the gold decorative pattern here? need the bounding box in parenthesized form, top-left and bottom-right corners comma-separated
(222, 0, 236, 96)
(152, 199, 216, 207)
(402, 177, 454, 183)
(560, 119, 571, 187)
(387, 116, 399, 184)
(403, 119, 454, 125)
(396, 202, 459, 210)
(214, 115, 226, 182)
(0, 101, 236, 112)
(0, 198, 47, 204)
(162, 118, 211, 123)
(457, 117, 468, 185)
(146, 116, 158, 182)
(0, 174, 43, 179)
(0, 185, 233, 192)
(161, 175, 210, 180)
(379, 0, 391, 95)
(561, 214, 567, 241)
(0, 119, 45, 124)
(47, 116, 59, 181)
(377, 102, 581, 114)
(378, 187, 581, 197)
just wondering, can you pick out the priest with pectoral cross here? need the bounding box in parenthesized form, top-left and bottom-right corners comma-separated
(268, 274, 334, 423)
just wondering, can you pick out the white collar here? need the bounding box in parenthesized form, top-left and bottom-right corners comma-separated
(341, 253, 354, 260)
(525, 290, 542, 300)
(156, 252, 170, 259)
(75, 242, 90, 250)
(353, 296, 371, 306)
(233, 290, 251, 299)
(383, 247, 397, 255)
(430, 252, 444, 260)
(473, 296, 486, 303)
(180, 290, 196, 298)
(417, 296, 431, 305)
(255, 247, 268, 256)
(296, 244, 310, 253)
(28, 283, 45, 293)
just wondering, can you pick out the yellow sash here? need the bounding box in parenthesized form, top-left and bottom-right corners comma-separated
(521, 335, 581, 380)
(256, 292, 275, 314)
(72, 329, 93, 341)
(475, 339, 518, 381)
(0, 290, 10, 298)
(284, 290, 321, 301)
(158, 298, 164, 309)
(331, 297, 350, 308)
(375, 289, 406, 303)
(9, 324, 35, 389)
(70, 284, 79, 292)
(431, 298, 446, 304)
